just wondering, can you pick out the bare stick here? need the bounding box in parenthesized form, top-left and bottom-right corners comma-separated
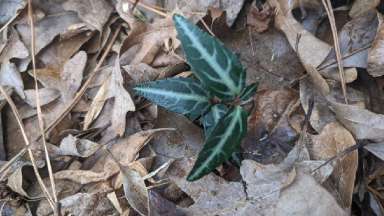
(321, 0, 348, 104)
(27, 0, 58, 208)
(0, 86, 55, 210)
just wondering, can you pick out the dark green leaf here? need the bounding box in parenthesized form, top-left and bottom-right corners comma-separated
(201, 104, 228, 137)
(240, 82, 258, 101)
(134, 77, 210, 120)
(173, 14, 246, 100)
(187, 106, 248, 181)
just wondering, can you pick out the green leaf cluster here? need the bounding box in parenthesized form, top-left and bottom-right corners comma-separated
(134, 14, 258, 181)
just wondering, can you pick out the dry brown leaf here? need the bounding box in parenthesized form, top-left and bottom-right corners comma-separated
(121, 165, 148, 216)
(349, 0, 380, 18)
(165, 0, 245, 26)
(0, 0, 26, 26)
(368, 13, 384, 77)
(83, 75, 111, 130)
(37, 192, 116, 216)
(0, 62, 24, 97)
(107, 192, 123, 214)
(319, 10, 379, 70)
(58, 134, 101, 158)
(16, 11, 83, 55)
(148, 189, 182, 216)
(110, 56, 135, 136)
(0, 28, 29, 63)
(60, 50, 87, 101)
(122, 63, 160, 84)
(6, 164, 32, 198)
(37, 32, 93, 72)
(364, 142, 384, 161)
(267, 0, 330, 69)
(310, 122, 358, 208)
(23, 88, 60, 107)
(247, 2, 273, 33)
(328, 100, 384, 140)
(63, 0, 113, 31)
(55, 128, 174, 184)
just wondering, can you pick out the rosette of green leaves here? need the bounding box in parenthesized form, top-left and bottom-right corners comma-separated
(134, 14, 258, 181)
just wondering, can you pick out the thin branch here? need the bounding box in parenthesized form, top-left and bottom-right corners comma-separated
(321, 0, 348, 104)
(27, 0, 58, 209)
(0, 86, 55, 211)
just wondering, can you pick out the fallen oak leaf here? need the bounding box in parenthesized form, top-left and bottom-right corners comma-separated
(23, 88, 60, 107)
(54, 128, 175, 184)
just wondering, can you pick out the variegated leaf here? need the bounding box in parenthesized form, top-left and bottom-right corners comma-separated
(187, 106, 248, 181)
(240, 82, 258, 101)
(201, 104, 228, 137)
(173, 14, 246, 100)
(134, 77, 210, 120)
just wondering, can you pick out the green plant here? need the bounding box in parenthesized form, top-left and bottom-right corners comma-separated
(134, 14, 258, 181)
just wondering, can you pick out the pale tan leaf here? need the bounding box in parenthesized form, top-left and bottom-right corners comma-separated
(63, 0, 113, 31)
(310, 122, 358, 208)
(328, 100, 384, 140)
(58, 134, 101, 158)
(364, 142, 384, 161)
(6, 165, 30, 198)
(122, 165, 148, 216)
(110, 57, 135, 136)
(83, 75, 111, 130)
(23, 88, 60, 107)
(61, 51, 87, 101)
(107, 192, 123, 214)
(0, 62, 24, 98)
(349, 0, 380, 18)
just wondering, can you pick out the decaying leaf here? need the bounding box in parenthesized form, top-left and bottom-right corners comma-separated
(55, 128, 174, 184)
(121, 165, 148, 216)
(329, 100, 384, 140)
(63, 0, 113, 31)
(368, 13, 384, 77)
(364, 142, 384, 161)
(247, 2, 273, 33)
(0, 62, 24, 98)
(310, 122, 357, 208)
(0, 0, 26, 26)
(349, 0, 380, 18)
(165, 0, 245, 26)
(23, 88, 60, 107)
(58, 134, 101, 158)
(60, 51, 87, 101)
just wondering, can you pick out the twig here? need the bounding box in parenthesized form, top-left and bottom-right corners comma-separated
(321, 0, 348, 104)
(127, 0, 168, 17)
(200, 18, 215, 36)
(0, 86, 56, 210)
(27, 0, 58, 210)
(41, 25, 122, 137)
(0, 12, 20, 33)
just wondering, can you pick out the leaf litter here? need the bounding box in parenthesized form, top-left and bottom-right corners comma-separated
(0, 0, 383, 215)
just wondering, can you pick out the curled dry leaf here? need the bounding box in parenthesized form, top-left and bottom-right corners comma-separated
(368, 13, 384, 77)
(58, 134, 101, 158)
(54, 128, 174, 184)
(121, 165, 148, 216)
(310, 122, 357, 208)
(23, 88, 60, 107)
(83, 75, 111, 130)
(6, 163, 32, 198)
(63, 0, 113, 31)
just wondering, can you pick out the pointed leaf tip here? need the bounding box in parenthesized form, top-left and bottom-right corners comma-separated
(173, 14, 246, 100)
(134, 77, 211, 120)
(187, 106, 248, 181)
